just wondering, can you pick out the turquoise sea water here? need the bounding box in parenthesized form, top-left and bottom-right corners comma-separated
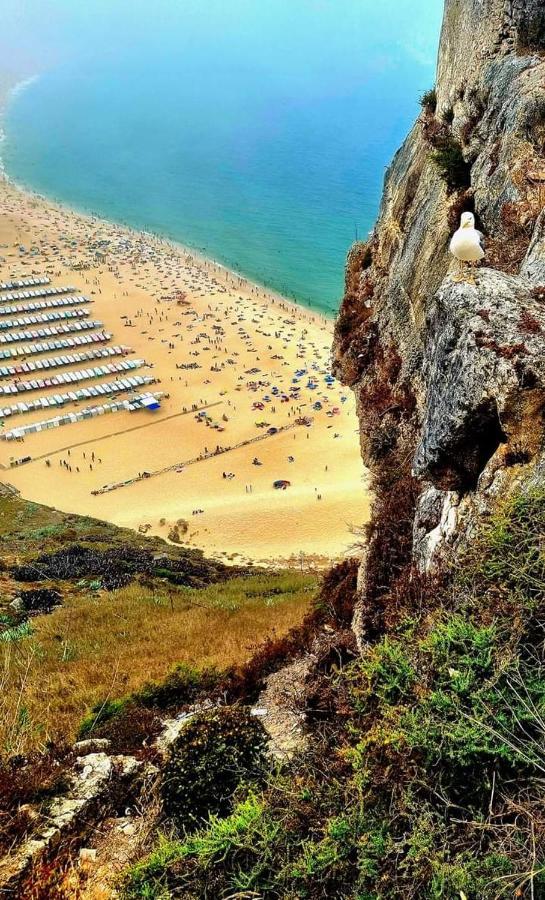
(2, 1, 441, 314)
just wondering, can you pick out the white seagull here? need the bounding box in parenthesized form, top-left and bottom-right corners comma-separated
(449, 212, 484, 281)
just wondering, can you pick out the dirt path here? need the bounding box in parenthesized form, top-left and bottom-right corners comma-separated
(254, 655, 315, 759)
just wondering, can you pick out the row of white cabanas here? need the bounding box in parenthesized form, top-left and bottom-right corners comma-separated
(0, 309, 89, 332)
(0, 345, 130, 379)
(0, 358, 145, 395)
(1, 392, 164, 441)
(0, 331, 112, 360)
(0, 295, 90, 317)
(0, 277, 50, 291)
(0, 285, 76, 303)
(0, 319, 104, 346)
(0, 374, 156, 419)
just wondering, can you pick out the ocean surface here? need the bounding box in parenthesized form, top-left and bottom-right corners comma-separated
(2, 0, 441, 314)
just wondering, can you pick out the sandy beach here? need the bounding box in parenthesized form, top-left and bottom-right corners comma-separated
(0, 173, 370, 567)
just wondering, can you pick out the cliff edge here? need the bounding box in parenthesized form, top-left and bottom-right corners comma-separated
(333, 0, 545, 643)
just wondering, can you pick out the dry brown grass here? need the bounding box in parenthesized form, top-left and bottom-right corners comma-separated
(0, 573, 315, 754)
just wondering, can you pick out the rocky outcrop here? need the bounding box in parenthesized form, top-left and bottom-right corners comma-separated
(0, 751, 147, 895)
(0, 702, 215, 896)
(414, 269, 545, 491)
(333, 0, 545, 633)
(251, 655, 315, 759)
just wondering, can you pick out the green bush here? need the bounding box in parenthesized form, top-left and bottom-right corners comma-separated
(461, 489, 545, 608)
(76, 666, 221, 747)
(122, 793, 272, 898)
(161, 707, 268, 830)
(350, 637, 415, 708)
(431, 135, 471, 190)
(134, 663, 221, 710)
(419, 87, 437, 112)
(121, 833, 187, 899)
(425, 615, 495, 694)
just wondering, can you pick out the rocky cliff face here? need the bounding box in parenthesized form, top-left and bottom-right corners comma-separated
(333, 0, 545, 643)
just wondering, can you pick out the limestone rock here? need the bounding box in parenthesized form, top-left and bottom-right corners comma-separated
(0, 752, 144, 895)
(154, 700, 214, 755)
(155, 711, 194, 753)
(522, 210, 545, 283)
(72, 738, 112, 754)
(413, 486, 459, 572)
(413, 269, 545, 491)
(255, 656, 315, 759)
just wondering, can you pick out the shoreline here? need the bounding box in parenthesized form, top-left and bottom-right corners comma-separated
(1, 173, 335, 329)
(0, 75, 337, 324)
(4, 174, 335, 325)
(0, 74, 368, 570)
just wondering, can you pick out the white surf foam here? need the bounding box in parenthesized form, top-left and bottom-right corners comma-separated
(0, 75, 42, 181)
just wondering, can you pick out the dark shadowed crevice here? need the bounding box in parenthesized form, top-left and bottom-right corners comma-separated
(430, 399, 507, 492)
(516, 6, 545, 50)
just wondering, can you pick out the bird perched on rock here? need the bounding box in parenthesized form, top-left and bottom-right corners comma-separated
(450, 212, 484, 282)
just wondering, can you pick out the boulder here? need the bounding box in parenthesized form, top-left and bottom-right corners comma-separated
(413, 269, 545, 491)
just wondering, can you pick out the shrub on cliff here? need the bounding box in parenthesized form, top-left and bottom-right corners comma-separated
(160, 707, 268, 831)
(419, 87, 437, 112)
(78, 697, 128, 738)
(431, 135, 471, 191)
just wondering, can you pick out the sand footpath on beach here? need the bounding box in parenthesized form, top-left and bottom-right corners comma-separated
(0, 177, 370, 567)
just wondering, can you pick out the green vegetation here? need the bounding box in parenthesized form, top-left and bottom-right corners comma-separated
(0, 490, 322, 864)
(431, 134, 471, 191)
(0, 491, 148, 558)
(418, 93, 472, 193)
(0, 489, 244, 613)
(441, 104, 455, 125)
(419, 87, 437, 112)
(122, 490, 545, 899)
(0, 572, 315, 754)
(161, 708, 268, 830)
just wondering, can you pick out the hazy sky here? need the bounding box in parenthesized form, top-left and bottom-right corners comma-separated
(2, 1, 443, 82)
